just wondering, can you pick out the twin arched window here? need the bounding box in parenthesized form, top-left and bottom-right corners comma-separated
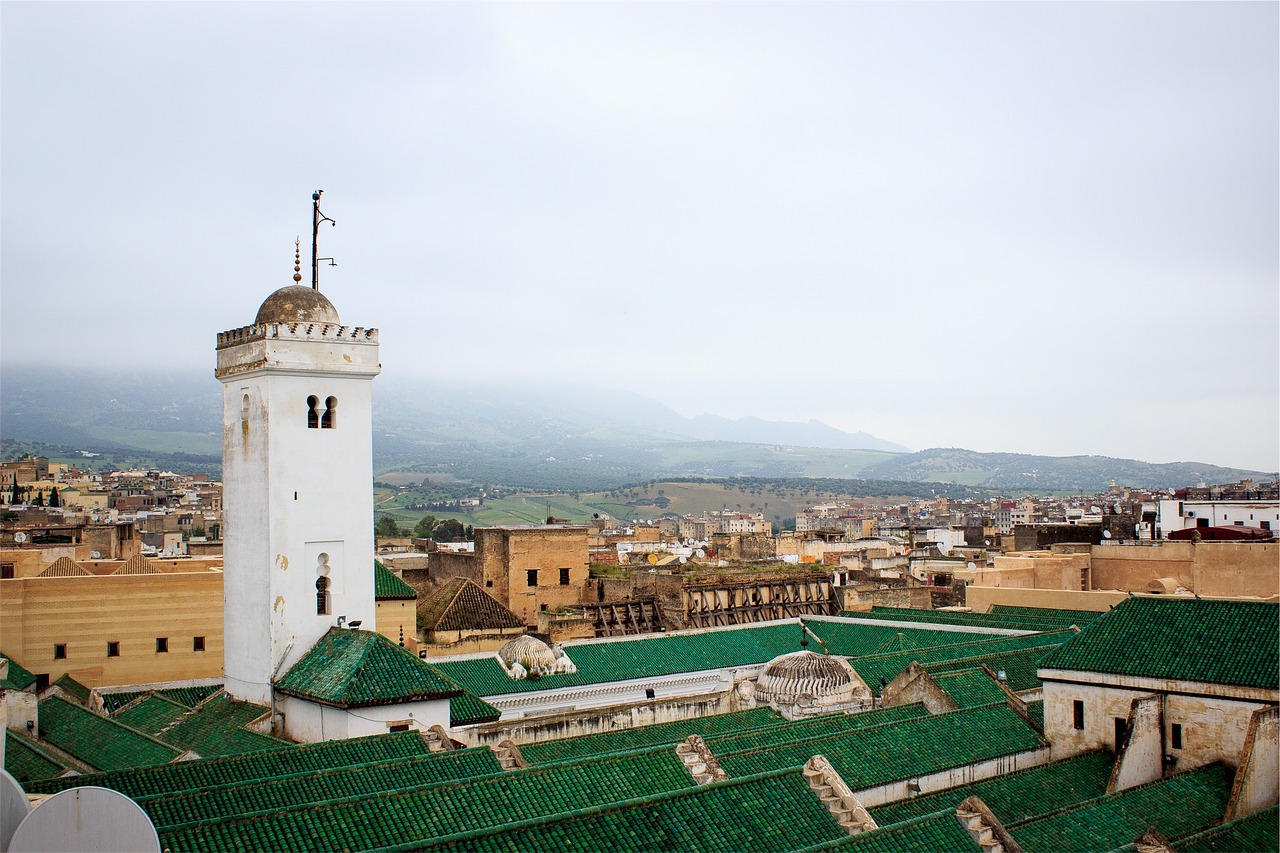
(306, 396, 338, 429)
(316, 576, 331, 615)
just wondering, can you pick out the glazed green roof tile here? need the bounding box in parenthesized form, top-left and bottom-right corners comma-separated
(276, 628, 462, 707)
(867, 750, 1114, 827)
(717, 704, 1047, 790)
(800, 808, 981, 852)
(852, 631, 1073, 693)
(113, 693, 191, 734)
(848, 607, 1072, 632)
(0, 653, 37, 690)
(159, 745, 696, 852)
(1038, 598, 1280, 689)
(24, 729, 433, 798)
(417, 767, 847, 853)
(988, 605, 1104, 625)
(100, 684, 221, 714)
(705, 704, 933, 756)
(932, 667, 1010, 709)
(374, 560, 417, 600)
(140, 746, 503, 832)
(38, 695, 183, 772)
(867, 632, 922, 656)
(518, 707, 784, 765)
(1007, 762, 1233, 852)
(1025, 699, 1044, 730)
(433, 620, 1017, 698)
(449, 691, 501, 727)
(50, 672, 91, 703)
(923, 645, 1051, 693)
(1172, 804, 1279, 852)
(5, 729, 72, 785)
(154, 691, 288, 757)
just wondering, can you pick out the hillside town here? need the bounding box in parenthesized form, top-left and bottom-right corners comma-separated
(1, 275, 1276, 853)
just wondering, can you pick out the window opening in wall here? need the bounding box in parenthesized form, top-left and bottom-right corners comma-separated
(540, 603, 548, 611)
(193, 636, 206, 652)
(316, 576, 331, 615)
(1114, 717, 1128, 752)
(485, 579, 493, 588)
(307, 395, 320, 429)
(156, 637, 168, 653)
(321, 396, 337, 429)
(527, 569, 538, 587)
(559, 568, 570, 585)
(34, 674, 49, 693)
(1072, 700, 1084, 730)
(1, 563, 13, 579)
(388, 722, 410, 733)
(1171, 723, 1183, 749)
(53, 644, 67, 660)
(107, 641, 120, 657)
(645, 688, 656, 700)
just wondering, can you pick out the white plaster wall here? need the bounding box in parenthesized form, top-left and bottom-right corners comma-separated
(220, 322, 380, 707)
(1043, 680, 1270, 768)
(854, 747, 1051, 807)
(278, 696, 448, 742)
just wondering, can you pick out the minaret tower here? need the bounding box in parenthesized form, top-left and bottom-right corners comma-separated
(215, 196, 380, 706)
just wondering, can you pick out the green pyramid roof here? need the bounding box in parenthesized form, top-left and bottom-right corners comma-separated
(276, 628, 462, 708)
(0, 653, 37, 691)
(374, 560, 417, 600)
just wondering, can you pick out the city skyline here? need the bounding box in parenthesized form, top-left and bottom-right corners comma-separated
(2, 2, 1276, 471)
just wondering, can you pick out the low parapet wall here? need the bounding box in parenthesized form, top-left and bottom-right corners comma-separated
(964, 586, 1127, 613)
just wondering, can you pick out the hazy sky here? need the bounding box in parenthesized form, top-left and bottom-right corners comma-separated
(3, 2, 1277, 471)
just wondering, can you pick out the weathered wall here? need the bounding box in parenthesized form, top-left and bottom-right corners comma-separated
(974, 552, 1089, 591)
(0, 570, 224, 688)
(279, 695, 449, 743)
(454, 690, 734, 747)
(1088, 541, 1278, 598)
(376, 598, 418, 654)
(853, 747, 1052, 807)
(1108, 695, 1163, 791)
(496, 528, 591, 627)
(963, 586, 1127, 613)
(1227, 706, 1279, 819)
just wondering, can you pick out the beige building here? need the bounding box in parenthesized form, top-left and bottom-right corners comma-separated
(429, 526, 590, 627)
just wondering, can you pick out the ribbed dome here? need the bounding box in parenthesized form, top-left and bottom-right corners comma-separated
(498, 635, 556, 671)
(754, 650, 868, 707)
(254, 285, 341, 325)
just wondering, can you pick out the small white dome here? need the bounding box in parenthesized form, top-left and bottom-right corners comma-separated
(498, 635, 556, 672)
(754, 650, 870, 708)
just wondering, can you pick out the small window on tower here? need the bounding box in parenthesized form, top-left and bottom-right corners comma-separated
(307, 395, 320, 429)
(526, 569, 538, 587)
(241, 394, 250, 422)
(107, 641, 120, 658)
(53, 643, 67, 660)
(316, 576, 331, 615)
(559, 568, 570, 585)
(193, 636, 206, 652)
(156, 637, 168, 654)
(321, 396, 337, 429)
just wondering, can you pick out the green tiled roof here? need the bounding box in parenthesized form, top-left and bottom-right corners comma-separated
(5, 729, 72, 785)
(100, 684, 221, 715)
(50, 673, 91, 703)
(449, 691, 501, 727)
(159, 745, 694, 851)
(868, 632, 921, 656)
(24, 729, 433, 798)
(848, 607, 1069, 632)
(276, 628, 462, 707)
(0, 652, 37, 690)
(1007, 763, 1232, 852)
(153, 691, 288, 757)
(113, 693, 191, 734)
(852, 631, 1073, 694)
(142, 746, 503, 833)
(932, 667, 1011, 709)
(923, 645, 1052, 694)
(1037, 598, 1280, 689)
(705, 704, 933, 757)
(38, 695, 183, 772)
(1025, 699, 1044, 730)
(989, 604, 1104, 625)
(800, 808, 981, 852)
(374, 560, 417, 600)
(1172, 804, 1279, 852)
(867, 751, 1114, 827)
(418, 767, 848, 853)
(519, 707, 784, 765)
(717, 704, 1047, 790)
(434, 620, 1014, 698)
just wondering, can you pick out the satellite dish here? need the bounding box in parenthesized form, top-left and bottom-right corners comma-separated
(1103, 530, 1113, 539)
(14, 532, 27, 543)
(679, 556, 687, 564)
(91, 551, 102, 560)
(695, 549, 706, 558)
(966, 562, 976, 571)
(8, 786, 161, 853)
(0, 770, 32, 853)
(647, 553, 659, 565)
(983, 540, 991, 547)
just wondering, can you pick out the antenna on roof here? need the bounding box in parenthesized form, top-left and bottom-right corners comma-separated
(311, 190, 336, 291)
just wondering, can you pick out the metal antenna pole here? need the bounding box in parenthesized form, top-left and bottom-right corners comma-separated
(311, 190, 335, 290)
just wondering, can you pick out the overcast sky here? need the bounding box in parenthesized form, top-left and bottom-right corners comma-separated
(2, 2, 1276, 471)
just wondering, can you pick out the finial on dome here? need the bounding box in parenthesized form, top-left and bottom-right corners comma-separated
(293, 238, 303, 283)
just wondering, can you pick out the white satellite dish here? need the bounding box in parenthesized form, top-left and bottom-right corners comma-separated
(1103, 530, 1112, 539)
(0, 769, 33, 853)
(679, 556, 687, 564)
(966, 562, 977, 571)
(91, 551, 102, 560)
(13, 532, 27, 543)
(8, 786, 161, 853)
(695, 549, 706, 558)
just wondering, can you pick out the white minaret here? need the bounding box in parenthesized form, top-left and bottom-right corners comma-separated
(215, 241, 380, 706)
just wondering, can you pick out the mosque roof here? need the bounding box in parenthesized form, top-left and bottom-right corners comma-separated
(5, 729, 74, 785)
(275, 628, 462, 708)
(374, 559, 418, 600)
(754, 649, 869, 707)
(38, 695, 185, 772)
(0, 653, 37, 690)
(254, 284, 340, 325)
(1037, 597, 1279, 689)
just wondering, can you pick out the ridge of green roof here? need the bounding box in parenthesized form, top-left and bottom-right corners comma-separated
(276, 628, 462, 707)
(49, 673, 91, 703)
(0, 652, 37, 690)
(374, 560, 417, 600)
(5, 729, 73, 785)
(153, 691, 288, 757)
(38, 695, 184, 772)
(100, 684, 221, 715)
(1038, 597, 1280, 689)
(1171, 803, 1279, 852)
(798, 807, 981, 852)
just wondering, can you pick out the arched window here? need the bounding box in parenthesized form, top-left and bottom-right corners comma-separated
(321, 396, 337, 429)
(306, 395, 319, 429)
(316, 576, 331, 615)
(241, 394, 250, 422)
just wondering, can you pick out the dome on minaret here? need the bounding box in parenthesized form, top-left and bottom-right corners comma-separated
(254, 285, 341, 325)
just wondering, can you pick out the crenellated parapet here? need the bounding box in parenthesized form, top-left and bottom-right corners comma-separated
(217, 322, 378, 350)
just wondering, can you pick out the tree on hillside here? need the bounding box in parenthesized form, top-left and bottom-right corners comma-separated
(413, 514, 439, 539)
(375, 514, 404, 538)
(434, 518, 466, 542)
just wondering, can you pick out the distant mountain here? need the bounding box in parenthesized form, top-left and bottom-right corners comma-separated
(0, 366, 1270, 493)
